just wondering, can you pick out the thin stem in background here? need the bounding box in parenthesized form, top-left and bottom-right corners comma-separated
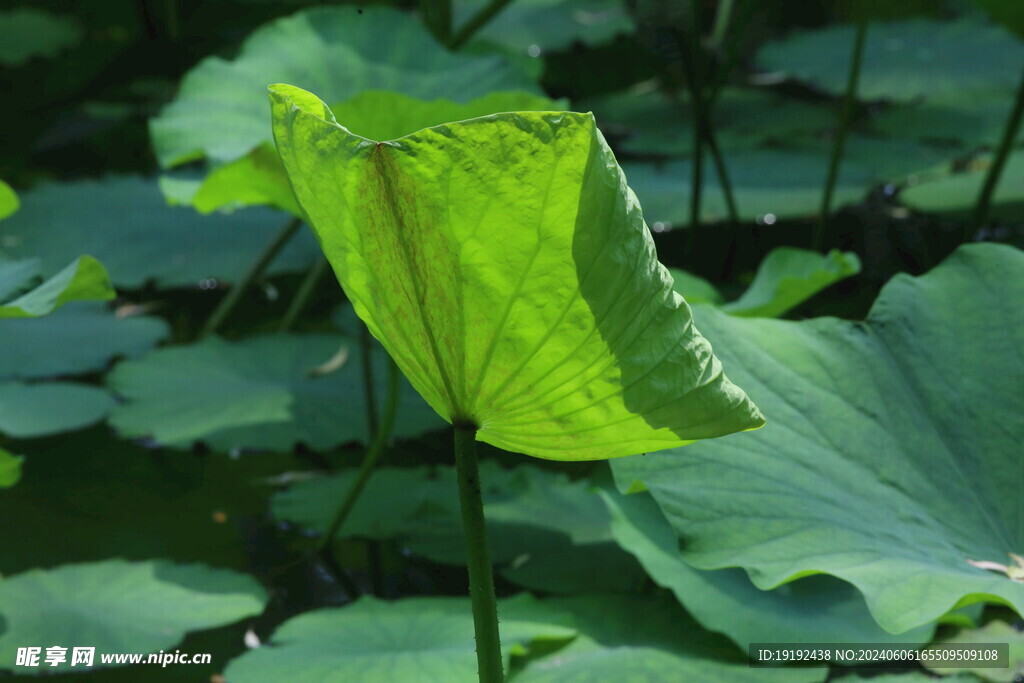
(421, 0, 453, 46)
(709, 0, 734, 51)
(317, 356, 400, 554)
(454, 424, 503, 683)
(200, 217, 302, 338)
(278, 256, 330, 332)
(360, 324, 379, 438)
(450, 0, 514, 50)
(686, 1, 705, 240)
(969, 65, 1024, 240)
(707, 0, 756, 105)
(815, 18, 867, 252)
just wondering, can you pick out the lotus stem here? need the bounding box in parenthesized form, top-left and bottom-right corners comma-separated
(969, 65, 1024, 240)
(450, 0, 514, 50)
(278, 255, 330, 332)
(454, 423, 503, 682)
(815, 17, 867, 252)
(200, 216, 302, 337)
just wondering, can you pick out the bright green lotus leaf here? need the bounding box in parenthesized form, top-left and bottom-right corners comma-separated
(901, 151, 1024, 219)
(975, 0, 1024, 38)
(0, 559, 267, 671)
(273, 463, 645, 593)
(757, 19, 1024, 101)
(601, 489, 936, 649)
(612, 243, 1024, 634)
(0, 256, 114, 318)
(0, 8, 82, 66)
(0, 382, 115, 438)
(0, 303, 169, 380)
(0, 177, 319, 288)
(270, 84, 763, 460)
(666, 268, 725, 306)
(515, 594, 822, 683)
(0, 180, 17, 219)
(187, 91, 561, 215)
(223, 593, 576, 682)
(623, 150, 875, 228)
(453, 0, 634, 54)
(721, 248, 861, 318)
(150, 6, 537, 170)
(0, 449, 22, 488)
(924, 620, 1024, 681)
(108, 333, 443, 452)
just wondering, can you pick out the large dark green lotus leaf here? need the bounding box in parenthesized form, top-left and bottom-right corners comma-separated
(187, 90, 561, 215)
(757, 19, 1024, 102)
(0, 303, 169, 380)
(108, 333, 443, 452)
(900, 151, 1024, 219)
(612, 244, 1024, 634)
(273, 463, 645, 593)
(924, 620, 1024, 681)
(624, 151, 874, 229)
(586, 88, 835, 157)
(0, 256, 114, 318)
(222, 593, 576, 682)
(0, 559, 267, 671)
(270, 84, 763, 460)
(453, 0, 634, 54)
(601, 489, 936, 648)
(0, 382, 115, 438)
(0, 8, 82, 66)
(872, 89, 1015, 148)
(0, 180, 17, 219)
(0, 449, 22, 488)
(0, 177, 319, 289)
(150, 6, 537, 169)
(515, 594, 821, 682)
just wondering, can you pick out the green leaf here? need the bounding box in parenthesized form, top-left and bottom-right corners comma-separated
(187, 90, 561, 215)
(0, 8, 82, 66)
(601, 489, 936, 648)
(612, 243, 1024, 634)
(0, 449, 22, 488)
(900, 151, 1024, 219)
(720, 248, 861, 318)
(514, 594, 821, 682)
(0, 382, 115, 438)
(108, 333, 443, 452)
(150, 6, 538, 169)
(666, 268, 725, 306)
(269, 84, 763, 460)
(0, 303, 168, 380)
(0, 559, 267, 671)
(0, 176, 320, 289)
(757, 18, 1024, 101)
(623, 150, 874, 228)
(223, 593, 576, 682)
(272, 462, 646, 593)
(453, 0, 634, 54)
(0, 180, 17, 220)
(924, 620, 1024, 682)
(872, 89, 1015, 148)
(0, 256, 115, 318)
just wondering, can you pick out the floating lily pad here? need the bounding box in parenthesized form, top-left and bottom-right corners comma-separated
(757, 18, 1024, 102)
(0, 8, 82, 66)
(0, 559, 267, 671)
(222, 593, 576, 682)
(0, 449, 22, 488)
(602, 489, 936, 648)
(623, 150, 874, 228)
(272, 463, 646, 593)
(0, 177, 320, 289)
(0, 303, 169, 380)
(612, 243, 1024, 634)
(515, 594, 821, 682)
(108, 333, 444, 453)
(453, 0, 635, 55)
(0, 382, 115, 438)
(270, 84, 762, 460)
(150, 6, 537, 169)
(900, 151, 1024, 219)
(0, 256, 114, 318)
